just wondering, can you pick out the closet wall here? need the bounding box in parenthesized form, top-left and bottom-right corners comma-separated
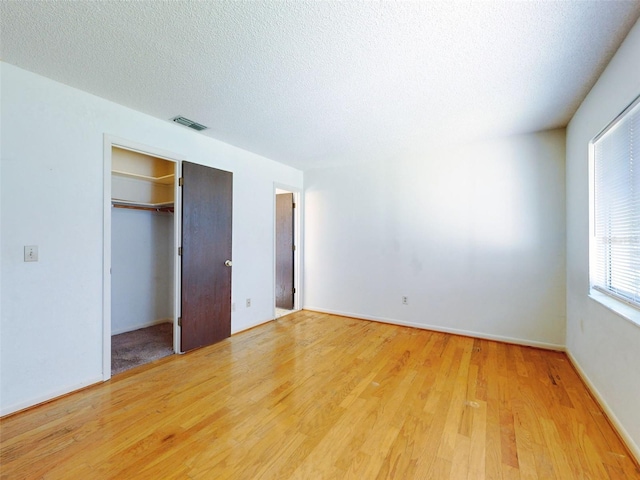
(111, 147, 175, 334)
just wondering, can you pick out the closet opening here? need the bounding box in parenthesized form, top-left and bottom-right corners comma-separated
(104, 140, 181, 378)
(274, 186, 300, 319)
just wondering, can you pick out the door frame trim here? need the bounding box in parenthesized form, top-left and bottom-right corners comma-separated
(103, 135, 185, 381)
(273, 184, 302, 316)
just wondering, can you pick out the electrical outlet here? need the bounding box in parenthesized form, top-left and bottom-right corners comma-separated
(402, 296, 408, 305)
(246, 298, 251, 308)
(24, 245, 38, 262)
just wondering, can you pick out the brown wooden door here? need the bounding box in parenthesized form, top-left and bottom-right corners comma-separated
(276, 193, 294, 309)
(181, 162, 232, 352)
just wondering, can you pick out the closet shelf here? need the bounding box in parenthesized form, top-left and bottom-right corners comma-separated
(112, 169, 175, 185)
(112, 199, 174, 212)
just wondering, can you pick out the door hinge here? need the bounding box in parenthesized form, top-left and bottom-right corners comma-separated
(293, 245, 296, 251)
(293, 287, 296, 294)
(178, 247, 183, 256)
(178, 316, 182, 327)
(293, 202, 296, 209)
(179, 177, 184, 187)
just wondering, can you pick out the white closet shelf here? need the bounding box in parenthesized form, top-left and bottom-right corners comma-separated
(112, 199, 174, 209)
(112, 169, 175, 185)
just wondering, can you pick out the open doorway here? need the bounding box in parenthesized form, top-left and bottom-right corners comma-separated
(110, 147, 177, 375)
(275, 186, 300, 318)
(104, 137, 182, 379)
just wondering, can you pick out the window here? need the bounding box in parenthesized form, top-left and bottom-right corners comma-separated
(590, 94, 640, 311)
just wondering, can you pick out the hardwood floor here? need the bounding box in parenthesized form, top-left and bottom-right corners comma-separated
(1, 311, 638, 479)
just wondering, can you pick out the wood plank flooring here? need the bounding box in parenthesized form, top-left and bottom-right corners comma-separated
(1, 311, 639, 479)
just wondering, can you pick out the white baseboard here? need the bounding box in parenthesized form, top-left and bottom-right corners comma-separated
(231, 316, 277, 335)
(1, 376, 103, 417)
(111, 317, 172, 336)
(231, 308, 304, 335)
(302, 306, 566, 351)
(566, 351, 640, 465)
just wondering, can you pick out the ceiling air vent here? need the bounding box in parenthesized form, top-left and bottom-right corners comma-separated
(171, 116, 208, 131)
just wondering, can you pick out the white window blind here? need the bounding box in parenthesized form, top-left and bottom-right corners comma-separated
(591, 95, 640, 308)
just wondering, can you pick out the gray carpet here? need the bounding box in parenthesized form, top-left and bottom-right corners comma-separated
(111, 323, 173, 375)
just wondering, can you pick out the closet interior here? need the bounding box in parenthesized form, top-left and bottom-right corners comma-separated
(110, 147, 176, 375)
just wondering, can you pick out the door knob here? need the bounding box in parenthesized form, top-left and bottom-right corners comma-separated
(224, 260, 232, 267)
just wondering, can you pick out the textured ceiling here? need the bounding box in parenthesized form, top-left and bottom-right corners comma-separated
(2, 1, 639, 170)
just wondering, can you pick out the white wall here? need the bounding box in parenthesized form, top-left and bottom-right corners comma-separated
(305, 129, 566, 348)
(566, 19, 640, 458)
(0, 62, 303, 415)
(111, 208, 173, 335)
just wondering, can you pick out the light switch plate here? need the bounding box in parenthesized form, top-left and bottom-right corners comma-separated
(24, 245, 38, 262)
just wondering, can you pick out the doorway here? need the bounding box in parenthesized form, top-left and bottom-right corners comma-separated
(274, 186, 300, 318)
(106, 142, 181, 377)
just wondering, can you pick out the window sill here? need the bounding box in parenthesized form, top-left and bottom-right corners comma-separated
(589, 290, 640, 328)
